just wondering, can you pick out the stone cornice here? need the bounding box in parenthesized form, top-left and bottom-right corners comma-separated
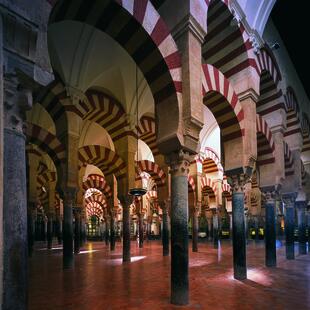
(172, 14, 207, 44)
(238, 88, 259, 102)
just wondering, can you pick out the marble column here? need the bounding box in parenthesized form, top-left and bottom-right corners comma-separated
(167, 151, 190, 305)
(296, 200, 307, 255)
(192, 207, 199, 252)
(122, 198, 132, 262)
(262, 188, 277, 267)
(3, 74, 32, 310)
(63, 188, 76, 268)
(230, 174, 247, 280)
(213, 210, 219, 249)
(56, 215, 62, 244)
(138, 213, 144, 248)
(104, 217, 109, 246)
(160, 201, 170, 256)
(110, 212, 116, 251)
(283, 194, 296, 260)
(74, 208, 81, 254)
(27, 203, 36, 256)
(43, 216, 48, 241)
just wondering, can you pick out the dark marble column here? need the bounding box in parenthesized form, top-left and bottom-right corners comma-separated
(138, 213, 144, 248)
(192, 207, 199, 252)
(296, 200, 307, 255)
(3, 74, 32, 310)
(47, 213, 54, 249)
(229, 173, 248, 280)
(160, 201, 170, 256)
(110, 212, 116, 251)
(104, 217, 109, 246)
(283, 194, 296, 260)
(213, 210, 219, 249)
(74, 208, 81, 254)
(56, 215, 62, 244)
(167, 151, 190, 305)
(63, 188, 76, 268)
(262, 188, 277, 267)
(27, 203, 36, 256)
(122, 199, 131, 262)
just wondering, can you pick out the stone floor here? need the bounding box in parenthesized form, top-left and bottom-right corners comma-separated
(28, 239, 310, 310)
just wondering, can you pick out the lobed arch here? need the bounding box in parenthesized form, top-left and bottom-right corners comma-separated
(83, 174, 112, 198)
(48, 0, 183, 152)
(78, 145, 126, 179)
(256, 114, 275, 166)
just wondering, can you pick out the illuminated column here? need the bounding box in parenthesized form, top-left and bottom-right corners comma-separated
(283, 193, 296, 260)
(167, 150, 190, 305)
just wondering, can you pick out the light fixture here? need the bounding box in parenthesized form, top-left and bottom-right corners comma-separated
(128, 64, 147, 197)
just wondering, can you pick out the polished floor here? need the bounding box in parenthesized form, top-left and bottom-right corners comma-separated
(29, 238, 310, 310)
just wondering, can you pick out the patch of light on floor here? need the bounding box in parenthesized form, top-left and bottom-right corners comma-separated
(79, 250, 99, 254)
(104, 256, 146, 266)
(38, 246, 63, 251)
(247, 268, 272, 286)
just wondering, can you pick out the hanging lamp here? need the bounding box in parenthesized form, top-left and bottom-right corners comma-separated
(128, 64, 147, 197)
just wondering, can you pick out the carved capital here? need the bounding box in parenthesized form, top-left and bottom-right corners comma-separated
(166, 150, 191, 177)
(228, 173, 249, 193)
(282, 193, 296, 208)
(63, 187, 77, 205)
(4, 73, 32, 133)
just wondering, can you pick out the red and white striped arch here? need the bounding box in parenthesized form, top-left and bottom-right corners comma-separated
(203, 0, 257, 80)
(284, 141, 294, 177)
(202, 64, 244, 143)
(146, 190, 157, 201)
(86, 202, 104, 218)
(198, 147, 223, 175)
(25, 122, 65, 167)
(256, 47, 284, 116)
(79, 145, 126, 179)
(135, 160, 166, 187)
(284, 87, 301, 138)
(188, 175, 196, 193)
(256, 114, 275, 166)
(302, 114, 310, 153)
(137, 115, 159, 156)
(201, 176, 217, 198)
(85, 194, 108, 209)
(83, 174, 112, 198)
(49, 0, 182, 106)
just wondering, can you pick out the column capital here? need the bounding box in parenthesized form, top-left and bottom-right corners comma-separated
(227, 173, 250, 193)
(4, 73, 33, 133)
(295, 200, 307, 209)
(63, 187, 78, 204)
(166, 150, 191, 177)
(282, 193, 297, 208)
(261, 184, 281, 204)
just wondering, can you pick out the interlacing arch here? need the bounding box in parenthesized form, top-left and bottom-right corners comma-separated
(284, 87, 301, 138)
(256, 114, 275, 166)
(202, 64, 244, 142)
(78, 145, 126, 179)
(83, 174, 112, 198)
(25, 122, 66, 167)
(301, 113, 310, 152)
(203, 0, 257, 79)
(284, 141, 294, 177)
(135, 160, 166, 187)
(49, 0, 182, 107)
(256, 46, 284, 116)
(201, 176, 217, 198)
(137, 115, 159, 156)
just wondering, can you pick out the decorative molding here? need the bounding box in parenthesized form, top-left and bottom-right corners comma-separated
(166, 150, 191, 177)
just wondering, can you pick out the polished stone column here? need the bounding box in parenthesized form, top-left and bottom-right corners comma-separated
(43, 216, 48, 241)
(283, 194, 296, 260)
(230, 173, 247, 280)
(296, 200, 307, 255)
(56, 215, 62, 244)
(110, 212, 116, 251)
(3, 74, 32, 310)
(192, 207, 199, 252)
(74, 208, 81, 254)
(138, 213, 144, 248)
(160, 201, 170, 256)
(104, 217, 109, 246)
(213, 210, 219, 249)
(27, 203, 36, 256)
(167, 150, 190, 305)
(63, 188, 76, 268)
(262, 188, 277, 267)
(47, 213, 54, 249)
